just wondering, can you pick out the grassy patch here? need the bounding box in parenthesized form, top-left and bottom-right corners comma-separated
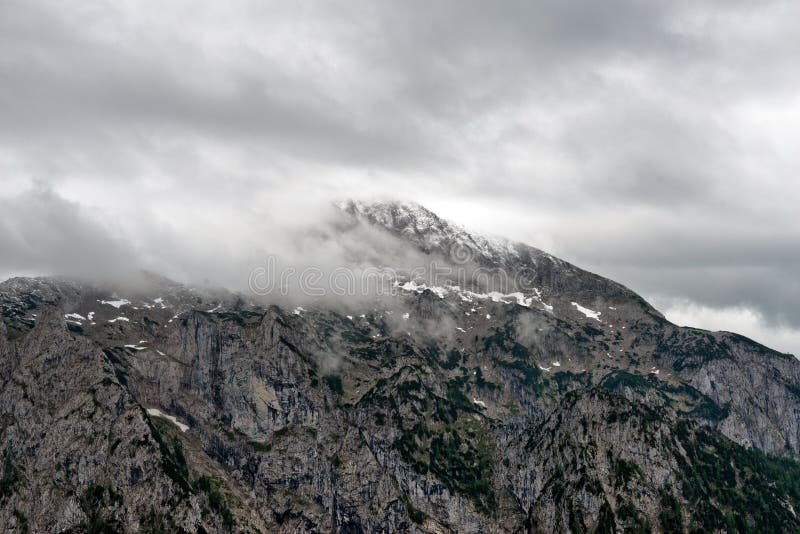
(323, 375, 343, 396)
(400, 493, 427, 525)
(194, 476, 235, 528)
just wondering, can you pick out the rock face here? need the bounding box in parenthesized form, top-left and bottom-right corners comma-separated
(1, 201, 800, 532)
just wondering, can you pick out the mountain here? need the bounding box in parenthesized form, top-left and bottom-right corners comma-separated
(1, 201, 799, 532)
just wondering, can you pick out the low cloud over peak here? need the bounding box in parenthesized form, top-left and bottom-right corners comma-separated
(1, 0, 798, 355)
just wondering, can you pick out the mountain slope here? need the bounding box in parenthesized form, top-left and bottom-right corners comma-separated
(0, 201, 799, 532)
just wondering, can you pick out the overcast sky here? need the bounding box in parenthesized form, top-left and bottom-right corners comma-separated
(1, 0, 798, 355)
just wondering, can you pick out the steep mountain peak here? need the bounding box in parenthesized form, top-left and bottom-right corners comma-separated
(337, 199, 445, 234)
(337, 199, 528, 266)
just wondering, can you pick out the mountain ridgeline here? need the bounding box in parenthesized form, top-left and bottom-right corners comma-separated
(1, 201, 799, 532)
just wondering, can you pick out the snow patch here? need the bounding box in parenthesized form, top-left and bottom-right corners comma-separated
(399, 280, 449, 299)
(146, 408, 189, 432)
(99, 299, 131, 309)
(571, 302, 602, 321)
(108, 317, 130, 323)
(397, 280, 553, 311)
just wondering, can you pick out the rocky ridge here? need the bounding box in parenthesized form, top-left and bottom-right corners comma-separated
(0, 201, 799, 532)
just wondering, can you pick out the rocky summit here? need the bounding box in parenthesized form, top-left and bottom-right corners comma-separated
(1, 201, 799, 533)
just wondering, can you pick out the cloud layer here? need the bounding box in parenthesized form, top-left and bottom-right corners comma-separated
(1, 0, 798, 354)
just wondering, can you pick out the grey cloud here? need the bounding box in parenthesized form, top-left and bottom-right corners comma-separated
(1, 0, 798, 353)
(551, 220, 800, 329)
(0, 2, 444, 171)
(0, 189, 137, 280)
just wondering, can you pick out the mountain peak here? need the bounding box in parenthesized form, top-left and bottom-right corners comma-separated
(337, 198, 526, 265)
(336, 199, 443, 233)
